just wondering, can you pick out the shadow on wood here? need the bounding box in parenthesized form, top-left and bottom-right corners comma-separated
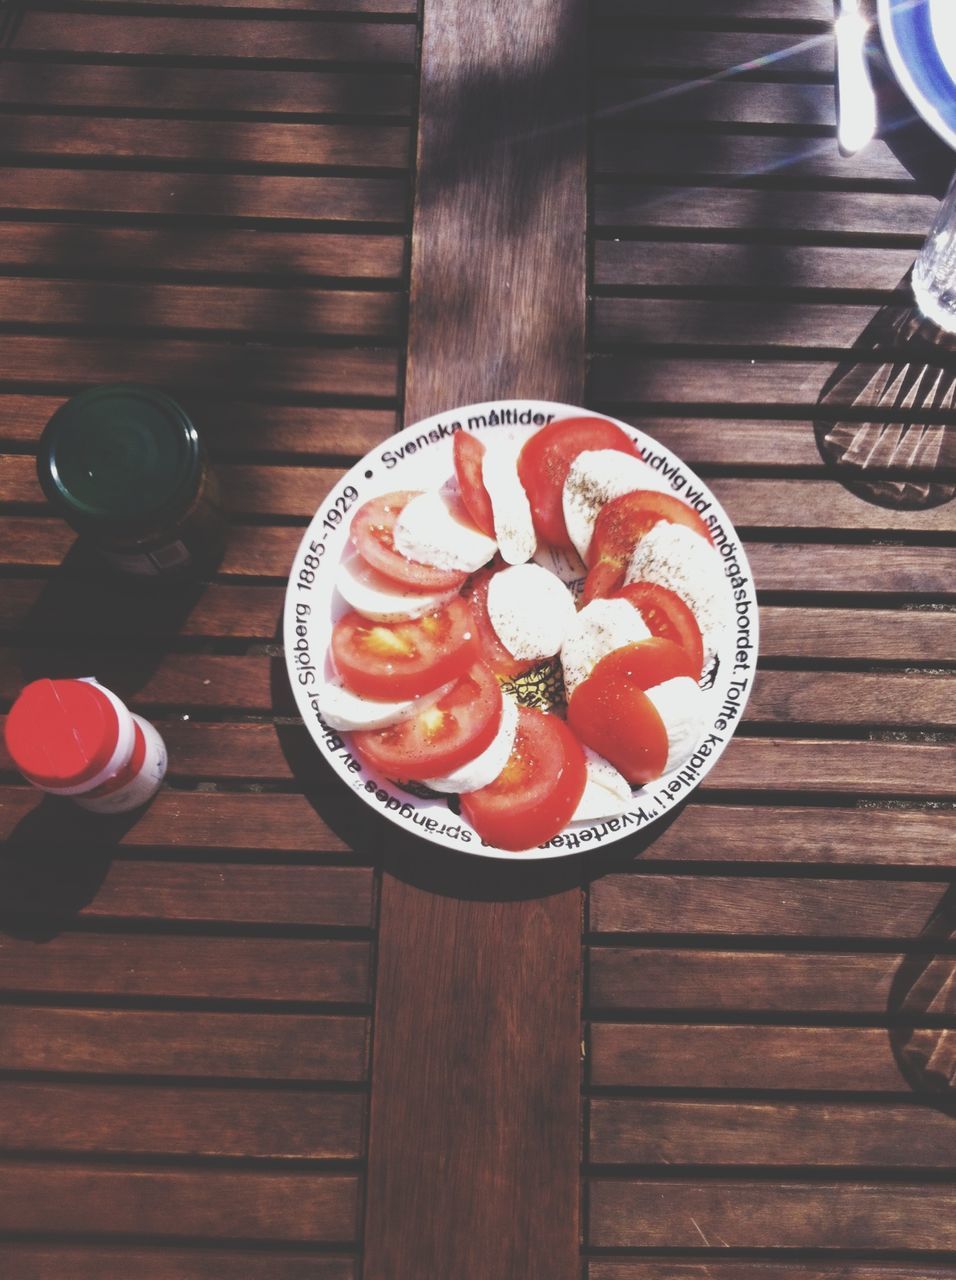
(888, 882, 956, 1098)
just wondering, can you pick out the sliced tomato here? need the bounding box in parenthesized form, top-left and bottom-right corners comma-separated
(516, 416, 641, 550)
(352, 662, 502, 781)
(453, 432, 496, 536)
(566, 637, 696, 785)
(583, 490, 714, 602)
(461, 565, 536, 680)
(350, 490, 468, 592)
(460, 706, 586, 851)
(330, 597, 478, 699)
(613, 582, 704, 681)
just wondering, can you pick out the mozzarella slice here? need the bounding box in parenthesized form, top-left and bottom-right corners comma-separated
(481, 438, 537, 564)
(316, 677, 452, 733)
(562, 450, 673, 563)
(625, 523, 731, 666)
(645, 676, 706, 774)
(393, 491, 497, 573)
(573, 746, 633, 822)
(486, 563, 577, 661)
(561, 597, 652, 699)
(424, 692, 519, 794)
(335, 549, 460, 622)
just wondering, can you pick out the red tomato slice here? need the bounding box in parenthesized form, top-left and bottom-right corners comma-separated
(461, 706, 586, 851)
(350, 490, 468, 592)
(352, 662, 502, 781)
(583, 490, 714, 602)
(461, 565, 537, 680)
(566, 637, 696, 785)
(453, 433, 496, 536)
(331, 597, 478, 699)
(516, 416, 641, 550)
(613, 582, 704, 681)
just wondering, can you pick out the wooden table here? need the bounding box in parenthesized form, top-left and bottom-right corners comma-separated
(1, 0, 955, 1276)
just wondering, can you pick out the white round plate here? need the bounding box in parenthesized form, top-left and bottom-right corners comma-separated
(879, 0, 956, 151)
(284, 400, 759, 861)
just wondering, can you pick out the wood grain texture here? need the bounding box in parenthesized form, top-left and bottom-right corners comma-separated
(0, 1007, 368, 1080)
(589, 1023, 915, 1091)
(0, 1249, 357, 1280)
(0, 933, 371, 1003)
(588, 875, 949, 939)
(587, 1265, 956, 1280)
(0, 1082, 364, 1159)
(588, 1098, 956, 1168)
(589, 1179, 956, 1250)
(589, 948, 935, 1015)
(365, 1, 587, 1277)
(0, 1163, 360, 1242)
(14, 13, 417, 61)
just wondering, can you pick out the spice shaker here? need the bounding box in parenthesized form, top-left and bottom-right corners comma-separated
(4, 677, 167, 813)
(37, 384, 226, 577)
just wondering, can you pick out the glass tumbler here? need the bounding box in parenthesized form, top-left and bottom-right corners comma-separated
(912, 168, 956, 334)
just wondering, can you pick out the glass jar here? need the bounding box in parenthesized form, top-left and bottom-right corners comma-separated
(37, 384, 227, 577)
(912, 168, 956, 335)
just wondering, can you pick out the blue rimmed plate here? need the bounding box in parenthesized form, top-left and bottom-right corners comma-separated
(878, 0, 956, 151)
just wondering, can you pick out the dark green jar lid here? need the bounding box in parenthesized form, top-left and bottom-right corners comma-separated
(38, 385, 203, 535)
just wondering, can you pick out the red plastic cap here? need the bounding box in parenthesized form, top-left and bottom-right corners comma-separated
(4, 678, 120, 789)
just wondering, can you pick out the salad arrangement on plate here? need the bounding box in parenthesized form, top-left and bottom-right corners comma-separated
(285, 401, 757, 859)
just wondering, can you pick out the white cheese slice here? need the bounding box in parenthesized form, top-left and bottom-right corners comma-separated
(644, 676, 706, 774)
(562, 449, 673, 564)
(393, 491, 497, 574)
(335, 548, 460, 622)
(561, 597, 652, 699)
(625, 523, 731, 667)
(424, 692, 519, 794)
(486, 563, 578, 661)
(481, 438, 537, 564)
(316, 676, 453, 733)
(572, 746, 633, 822)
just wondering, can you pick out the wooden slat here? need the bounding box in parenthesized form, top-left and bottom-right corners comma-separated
(589, 1179, 956, 1250)
(0, 279, 404, 337)
(0, 580, 284, 639)
(618, 803, 956, 867)
(0, 396, 398, 454)
(364, 0, 586, 1276)
(0, 1082, 364, 1158)
(0, 1163, 360, 1243)
(2, 457, 347, 514)
(0, 1006, 368, 1079)
(744, 546, 956, 595)
(589, 875, 948, 939)
(594, 187, 937, 236)
(0, 338, 398, 397)
(121, 0, 414, 8)
(594, 1, 834, 20)
(589, 1098, 956, 1168)
(0, 117, 410, 168)
(589, 948, 936, 1014)
(0, 175, 406, 223)
(0, 63, 413, 114)
(0, 788, 348, 854)
(592, 354, 956, 417)
(594, 242, 912, 292)
(0, 934, 371, 1003)
(596, 133, 912, 183)
(14, 14, 417, 61)
(590, 1023, 913, 1091)
(711, 478, 956, 532)
(2, 861, 375, 928)
(759, 609, 956, 663)
(0, 1249, 356, 1280)
(594, 298, 912, 349)
(595, 77, 837, 127)
(744, 672, 956, 728)
(591, 29, 834, 74)
(703, 738, 956, 798)
(588, 1264, 955, 1280)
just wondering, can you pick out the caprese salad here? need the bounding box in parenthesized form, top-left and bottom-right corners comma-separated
(316, 415, 734, 852)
